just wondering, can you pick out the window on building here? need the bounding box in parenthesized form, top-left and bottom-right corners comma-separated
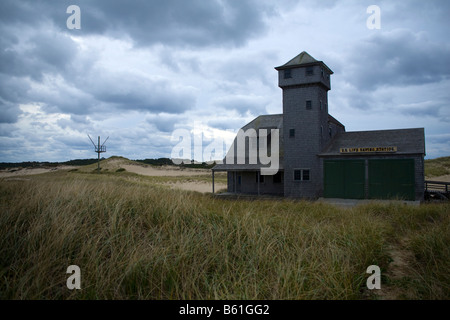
(329, 126, 332, 137)
(306, 100, 312, 110)
(320, 100, 323, 110)
(289, 128, 295, 138)
(238, 175, 241, 185)
(294, 169, 310, 181)
(302, 170, 310, 181)
(294, 170, 302, 181)
(284, 69, 292, 79)
(306, 66, 314, 76)
(321, 125, 323, 137)
(273, 171, 282, 183)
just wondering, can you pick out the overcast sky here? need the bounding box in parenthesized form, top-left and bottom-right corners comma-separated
(0, 0, 449, 162)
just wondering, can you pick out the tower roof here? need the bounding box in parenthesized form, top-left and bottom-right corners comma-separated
(275, 51, 333, 74)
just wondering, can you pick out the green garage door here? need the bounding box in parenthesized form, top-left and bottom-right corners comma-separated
(369, 159, 415, 200)
(324, 160, 365, 199)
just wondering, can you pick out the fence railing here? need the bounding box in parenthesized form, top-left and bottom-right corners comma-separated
(425, 180, 450, 200)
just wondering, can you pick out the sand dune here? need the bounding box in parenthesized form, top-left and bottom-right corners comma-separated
(0, 161, 227, 193)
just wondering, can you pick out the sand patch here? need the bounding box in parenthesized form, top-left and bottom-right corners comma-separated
(163, 181, 227, 193)
(121, 164, 212, 177)
(426, 174, 450, 182)
(0, 166, 77, 178)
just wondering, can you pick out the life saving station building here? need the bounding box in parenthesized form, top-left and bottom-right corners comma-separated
(213, 52, 426, 201)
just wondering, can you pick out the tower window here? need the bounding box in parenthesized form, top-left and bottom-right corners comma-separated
(284, 69, 292, 79)
(306, 100, 312, 110)
(329, 126, 332, 137)
(320, 100, 323, 110)
(306, 66, 314, 76)
(289, 129, 295, 137)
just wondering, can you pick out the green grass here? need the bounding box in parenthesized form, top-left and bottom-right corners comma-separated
(425, 156, 450, 178)
(0, 171, 449, 300)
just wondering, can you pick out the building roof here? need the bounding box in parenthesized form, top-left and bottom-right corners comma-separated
(213, 114, 284, 172)
(328, 114, 345, 129)
(319, 128, 426, 157)
(213, 113, 347, 171)
(275, 51, 334, 74)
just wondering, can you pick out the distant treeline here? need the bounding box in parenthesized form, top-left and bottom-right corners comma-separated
(0, 158, 103, 170)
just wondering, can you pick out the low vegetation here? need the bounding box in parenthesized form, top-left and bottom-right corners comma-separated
(0, 170, 449, 300)
(425, 156, 450, 178)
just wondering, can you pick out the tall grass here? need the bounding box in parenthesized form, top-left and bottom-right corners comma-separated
(0, 172, 449, 299)
(425, 156, 450, 177)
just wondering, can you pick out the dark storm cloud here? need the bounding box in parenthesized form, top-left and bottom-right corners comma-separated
(346, 29, 450, 91)
(0, 0, 267, 126)
(214, 95, 268, 115)
(80, 70, 197, 114)
(146, 113, 185, 133)
(0, 0, 273, 48)
(0, 23, 78, 81)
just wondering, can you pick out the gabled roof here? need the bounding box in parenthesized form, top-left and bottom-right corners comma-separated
(213, 114, 284, 171)
(213, 113, 348, 171)
(319, 128, 426, 156)
(275, 51, 333, 74)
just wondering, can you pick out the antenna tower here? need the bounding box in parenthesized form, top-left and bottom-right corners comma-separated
(88, 135, 109, 171)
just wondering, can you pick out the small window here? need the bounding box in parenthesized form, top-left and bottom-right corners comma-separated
(320, 100, 323, 110)
(306, 66, 314, 76)
(284, 69, 292, 79)
(302, 170, 310, 181)
(321, 125, 323, 137)
(289, 129, 295, 138)
(294, 169, 310, 181)
(329, 126, 332, 137)
(306, 100, 312, 110)
(321, 68, 324, 78)
(294, 170, 302, 181)
(238, 175, 241, 185)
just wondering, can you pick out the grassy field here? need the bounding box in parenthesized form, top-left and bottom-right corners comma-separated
(0, 168, 449, 300)
(425, 156, 450, 178)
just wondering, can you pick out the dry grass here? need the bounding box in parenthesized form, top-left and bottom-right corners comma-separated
(0, 171, 449, 300)
(425, 156, 450, 178)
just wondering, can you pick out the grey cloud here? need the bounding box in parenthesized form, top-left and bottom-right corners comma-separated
(83, 72, 196, 114)
(1, 0, 274, 48)
(0, 23, 77, 81)
(146, 113, 186, 133)
(0, 100, 20, 124)
(214, 95, 268, 115)
(207, 118, 247, 131)
(347, 29, 450, 91)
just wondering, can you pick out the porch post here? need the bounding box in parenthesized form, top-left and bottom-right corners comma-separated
(212, 169, 215, 194)
(257, 170, 260, 196)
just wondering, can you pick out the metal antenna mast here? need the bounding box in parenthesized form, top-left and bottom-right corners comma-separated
(88, 134, 109, 171)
